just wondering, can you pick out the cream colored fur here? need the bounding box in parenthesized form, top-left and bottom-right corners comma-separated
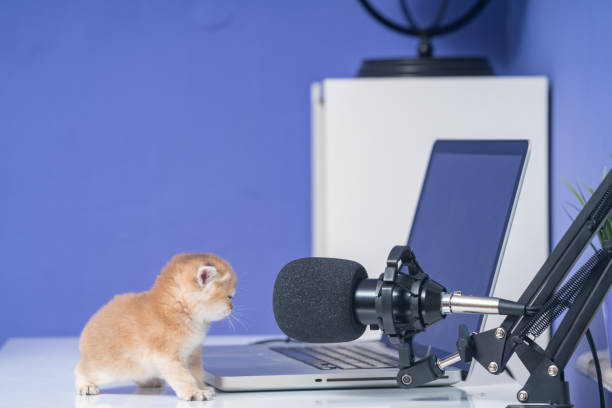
(75, 253, 236, 401)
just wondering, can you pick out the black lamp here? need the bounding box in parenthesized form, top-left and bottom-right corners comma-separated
(357, 0, 493, 77)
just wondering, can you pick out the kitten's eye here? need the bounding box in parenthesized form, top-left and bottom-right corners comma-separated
(228, 295, 233, 300)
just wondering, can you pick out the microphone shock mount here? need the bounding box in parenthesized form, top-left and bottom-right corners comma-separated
(355, 245, 448, 388)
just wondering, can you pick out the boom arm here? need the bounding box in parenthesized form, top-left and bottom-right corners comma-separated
(401, 170, 612, 408)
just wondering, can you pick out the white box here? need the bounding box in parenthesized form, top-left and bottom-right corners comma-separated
(311, 77, 549, 384)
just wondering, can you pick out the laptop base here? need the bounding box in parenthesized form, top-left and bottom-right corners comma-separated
(202, 342, 462, 392)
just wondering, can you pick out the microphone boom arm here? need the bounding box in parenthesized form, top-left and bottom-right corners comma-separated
(401, 170, 612, 408)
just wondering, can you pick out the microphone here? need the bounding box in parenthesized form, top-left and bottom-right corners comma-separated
(273, 256, 531, 343)
(272, 258, 368, 343)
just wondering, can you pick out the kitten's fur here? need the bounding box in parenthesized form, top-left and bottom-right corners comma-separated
(75, 253, 236, 401)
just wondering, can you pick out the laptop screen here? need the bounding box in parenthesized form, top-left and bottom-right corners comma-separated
(406, 140, 528, 361)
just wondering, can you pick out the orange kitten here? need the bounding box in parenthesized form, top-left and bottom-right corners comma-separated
(75, 253, 236, 401)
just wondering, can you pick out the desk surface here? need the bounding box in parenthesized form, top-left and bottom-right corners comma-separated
(0, 336, 519, 408)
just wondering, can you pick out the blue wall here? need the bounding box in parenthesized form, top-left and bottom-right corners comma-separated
(0, 0, 506, 341)
(1, 1, 609, 405)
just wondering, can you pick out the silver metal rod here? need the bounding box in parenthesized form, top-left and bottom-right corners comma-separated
(437, 352, 462, 370)
(440, 291, 500, 315)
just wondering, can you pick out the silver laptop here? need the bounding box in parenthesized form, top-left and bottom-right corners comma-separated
(202, 140, 530, 391)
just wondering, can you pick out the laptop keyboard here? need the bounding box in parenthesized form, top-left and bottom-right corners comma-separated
(270, 345, 399, 370)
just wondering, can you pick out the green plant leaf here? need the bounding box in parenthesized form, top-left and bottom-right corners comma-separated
(575, 182, 588, 203)
(579, 179, 595, 195)
(563, 178, 586, 206)
(562, 162, 612, 253)
(594, 226, 604, 250)
(603, 219, 612, 241)
(565, 201, 582, 213)
(562, 204, 575, 221)
(562, 204, 598, 251)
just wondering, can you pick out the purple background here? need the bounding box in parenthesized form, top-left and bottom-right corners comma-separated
(1, 1, 611, 405)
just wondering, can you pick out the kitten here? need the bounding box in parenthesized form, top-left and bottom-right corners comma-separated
(75, 253, 236, 401)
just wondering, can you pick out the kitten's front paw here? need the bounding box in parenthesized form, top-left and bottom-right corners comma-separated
(77, 384, 99, 396)
(199, 386, 215, 400)
(178, 386, 215, 401)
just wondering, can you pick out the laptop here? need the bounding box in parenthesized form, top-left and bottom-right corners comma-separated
(202, 139, 530, 391)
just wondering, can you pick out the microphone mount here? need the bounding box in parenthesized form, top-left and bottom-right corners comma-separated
(355, 244, 535, 389)
(373, 245, 445, 373)
(375, 246, 495, 389)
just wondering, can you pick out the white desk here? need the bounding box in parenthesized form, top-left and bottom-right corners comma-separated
(0, 337, 520, 408)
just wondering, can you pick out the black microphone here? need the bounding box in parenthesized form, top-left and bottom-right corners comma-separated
(273, 256, 531, 343)
(273, 256, 447, 343)
(272, 258, 369, 343)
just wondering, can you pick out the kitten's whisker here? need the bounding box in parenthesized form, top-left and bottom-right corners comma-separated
(230, 310, 245, 318)
(232, 311, 247, 329)
(230, 313, 248, 330)
(232, 304, 248, 313)
(226, 314, 236, 332)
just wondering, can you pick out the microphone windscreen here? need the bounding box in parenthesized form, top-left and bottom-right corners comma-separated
(273, 257, 368, 343)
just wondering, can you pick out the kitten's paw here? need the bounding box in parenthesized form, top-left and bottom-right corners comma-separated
(199, 386, 215, 400)
(77, 384, 99, 395)
(137, 378, 165, 388)
(178, 387, 215, 401)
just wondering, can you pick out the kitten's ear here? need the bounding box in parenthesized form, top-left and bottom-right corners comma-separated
(197, 265, 218, 287)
